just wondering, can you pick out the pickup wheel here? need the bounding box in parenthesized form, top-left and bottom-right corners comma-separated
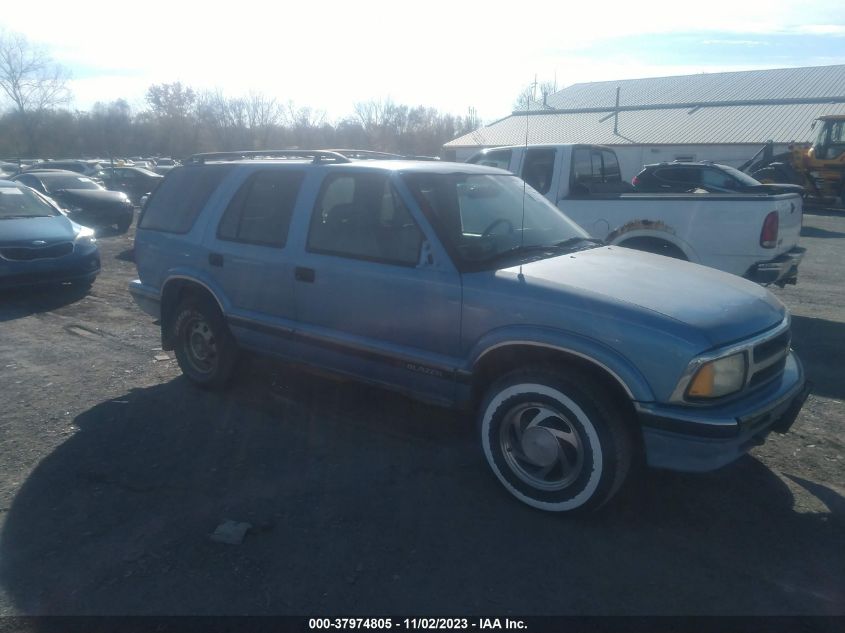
(618, 237, 687, 260)
(172, 294, 237, 389)
(479, 367, 633, 513)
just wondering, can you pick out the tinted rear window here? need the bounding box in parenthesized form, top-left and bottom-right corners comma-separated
(139, 165, 232, 233)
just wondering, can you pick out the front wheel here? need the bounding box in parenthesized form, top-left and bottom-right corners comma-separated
(479, 367, 633, 513)
(172, 295, 238, 389)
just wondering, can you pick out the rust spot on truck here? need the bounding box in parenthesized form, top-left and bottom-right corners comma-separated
(606, 219, 676, 243)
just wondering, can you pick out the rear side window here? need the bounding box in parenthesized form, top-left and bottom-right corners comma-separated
(521, 148, 555, 194)
(139, 165, 232, 233)
(601, 151, 621, 181)
(217, 170, 305, 247)
(571, 149, 592, 185)
(468, 149, 512, 170)
(657, 167, 698, 183)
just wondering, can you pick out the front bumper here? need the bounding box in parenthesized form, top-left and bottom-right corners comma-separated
(744, 246, 805, 287)
(637, 352, 809, 472)
(128, 279, 161, 318)
(0, 249, 100, 290)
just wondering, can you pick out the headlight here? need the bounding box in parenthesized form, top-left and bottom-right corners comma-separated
(686, 352, 747, 399)
(73, 224, 97, 246)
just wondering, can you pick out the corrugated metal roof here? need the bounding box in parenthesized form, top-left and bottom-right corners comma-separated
(444, 102, 845, 147)
(543, 64, 845, 110)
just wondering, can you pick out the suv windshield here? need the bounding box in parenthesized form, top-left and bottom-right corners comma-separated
(0, 186, 60, 218)
(402, 172, 590, 267)
(41, 175, 101, 193)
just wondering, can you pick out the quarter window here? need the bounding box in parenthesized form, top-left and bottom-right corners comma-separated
(308, 173, 424, 266)
(521, 148, 555, 194)
(218, 170, 305, 247)
(468, 149, 512, 171)
(139, 165, 232, 233)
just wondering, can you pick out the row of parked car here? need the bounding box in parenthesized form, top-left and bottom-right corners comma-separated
(0, 157, 172, 290)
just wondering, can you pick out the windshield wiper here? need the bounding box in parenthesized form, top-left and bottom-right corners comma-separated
(0, 214, 52, 219)
(483, 237, 604, 264)
(552, 237, 605, 250)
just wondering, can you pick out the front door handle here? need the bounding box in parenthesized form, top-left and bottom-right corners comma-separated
(209, 252, 224, 267)
(294, 266, 315, 283)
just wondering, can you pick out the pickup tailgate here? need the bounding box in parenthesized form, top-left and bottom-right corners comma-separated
(771, 193, 803, 253)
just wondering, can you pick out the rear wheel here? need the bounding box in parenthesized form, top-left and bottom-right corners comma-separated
(116, 214, 132, 233)
(172, 294, 238, 389)
(479, 367, 633, 513)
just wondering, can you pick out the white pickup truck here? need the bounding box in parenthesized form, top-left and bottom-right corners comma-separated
(467, 144, 805, 285)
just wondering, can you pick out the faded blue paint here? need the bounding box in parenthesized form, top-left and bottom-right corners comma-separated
(131, 159, 805, 472)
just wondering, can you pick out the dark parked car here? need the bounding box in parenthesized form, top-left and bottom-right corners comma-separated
(94, 166, 163, 203)
(632, 162, 805, 195)
(0, 179, 100, 290)
(13, 170, 135, 233)
(26, 160, 104, 177)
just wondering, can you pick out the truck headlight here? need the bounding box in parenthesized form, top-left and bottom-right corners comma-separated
(687, 353, 747, 399)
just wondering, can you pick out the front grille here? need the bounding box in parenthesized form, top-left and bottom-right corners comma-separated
(754, 330, 790, 364)
(0, 242, 74, 261)
(748, 327, 790, 389)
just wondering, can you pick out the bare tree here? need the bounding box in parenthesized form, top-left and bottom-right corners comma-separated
(244, 92, 281, 147)
(0, 29, 70, 154)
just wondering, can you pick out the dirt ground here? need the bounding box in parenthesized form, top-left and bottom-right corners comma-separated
(0, 208, 842, 617)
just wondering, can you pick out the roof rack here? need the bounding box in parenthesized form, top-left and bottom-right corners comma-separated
(327, 149, 440, 161)
(327, 149, 404, 160)
(187, 150, 351, 165)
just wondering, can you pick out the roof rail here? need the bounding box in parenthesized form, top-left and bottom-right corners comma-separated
(187, 150, 351, 164)
(328, 149, 441, 161)
(327, 149, 404, 160)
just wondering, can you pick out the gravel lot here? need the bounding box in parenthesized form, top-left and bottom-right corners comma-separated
(0, 209, 842, 616)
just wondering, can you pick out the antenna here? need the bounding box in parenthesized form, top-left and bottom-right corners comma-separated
(519, 76, 535, 278)
(614, 86, 620, 135)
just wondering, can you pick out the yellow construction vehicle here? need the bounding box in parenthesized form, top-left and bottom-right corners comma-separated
(741, 115, 845, 206)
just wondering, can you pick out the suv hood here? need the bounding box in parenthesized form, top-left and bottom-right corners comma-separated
(500, 246, 785, 347)
(53, 188, 130, 210)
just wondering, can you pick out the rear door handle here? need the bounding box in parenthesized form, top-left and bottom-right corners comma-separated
(295, 266, 315, 283)
(208, 252, 224, 267)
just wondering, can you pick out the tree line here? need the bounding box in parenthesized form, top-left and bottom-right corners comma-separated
(0, 30, 481, 160)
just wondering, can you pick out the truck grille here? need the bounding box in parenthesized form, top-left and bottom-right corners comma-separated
(0, 242, 74, 261)
(748, 328, 790, 389)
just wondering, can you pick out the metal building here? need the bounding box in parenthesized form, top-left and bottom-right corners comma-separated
(444, 64, 845, 179)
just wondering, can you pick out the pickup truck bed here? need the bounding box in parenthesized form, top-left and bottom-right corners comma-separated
(468, 144, 805, 285)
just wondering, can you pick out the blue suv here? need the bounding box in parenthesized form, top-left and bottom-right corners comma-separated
(130, 150, 809, 513)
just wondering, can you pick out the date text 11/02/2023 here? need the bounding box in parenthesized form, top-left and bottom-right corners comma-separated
(308, 618, 527, 630)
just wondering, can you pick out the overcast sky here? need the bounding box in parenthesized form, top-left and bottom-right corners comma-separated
(1, 0, 844, 123)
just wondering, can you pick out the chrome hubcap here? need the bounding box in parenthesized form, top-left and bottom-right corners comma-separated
(185, 317, 217, 373)
(499, 402, 584, 491)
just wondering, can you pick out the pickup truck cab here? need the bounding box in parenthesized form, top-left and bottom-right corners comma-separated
(467, 144, 805, 286)
(130, 150, 809, 513)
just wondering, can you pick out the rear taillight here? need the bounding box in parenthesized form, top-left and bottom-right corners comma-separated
(760, 211, 779, 248)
